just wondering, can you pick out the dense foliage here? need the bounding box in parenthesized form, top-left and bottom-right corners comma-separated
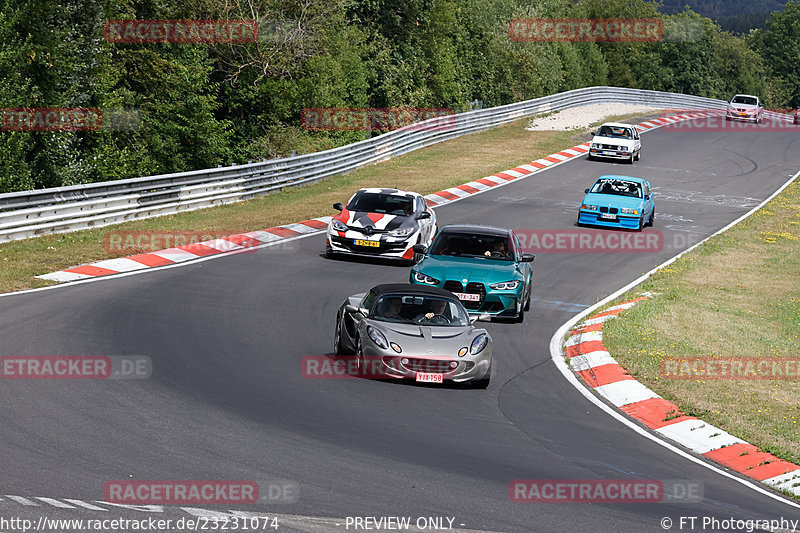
(0, 0, 798, 192)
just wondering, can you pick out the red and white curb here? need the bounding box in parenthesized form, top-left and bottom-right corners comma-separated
(37, 111, 716, 284)
(565, 296, 800, 498)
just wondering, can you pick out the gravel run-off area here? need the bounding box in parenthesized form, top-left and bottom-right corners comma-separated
(525, 103, 666, 131)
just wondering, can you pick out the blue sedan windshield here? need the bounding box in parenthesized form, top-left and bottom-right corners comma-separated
(590, 179, 642, 198)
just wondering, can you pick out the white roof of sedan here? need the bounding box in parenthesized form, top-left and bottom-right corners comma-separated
(598, 122, 637, 128)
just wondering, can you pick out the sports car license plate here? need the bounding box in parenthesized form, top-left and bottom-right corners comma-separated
(354, 239, 379, 247)
(416, 372, 443, 383)
(600, 213, 617, 220)
(453, 292, 480, 302)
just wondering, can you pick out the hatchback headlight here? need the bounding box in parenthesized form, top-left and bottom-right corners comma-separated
(581, 204, 598, 211)
(413, 271, 439, 285)
(489, 280, 520, 290)
(620, 208, 639, 215)
(591, 143, 600, 149)
(331, 219, 348, 232)
(470, 334, 488, 355)
(367, 326, 388, 350)
(388, 227, 414, 237)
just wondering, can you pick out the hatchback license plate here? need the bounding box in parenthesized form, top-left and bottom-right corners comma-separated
(354, 239, 379, 247)
(416, 372, 443, 383)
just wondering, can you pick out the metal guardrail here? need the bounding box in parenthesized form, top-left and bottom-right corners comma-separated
(0, 87, 787, 242)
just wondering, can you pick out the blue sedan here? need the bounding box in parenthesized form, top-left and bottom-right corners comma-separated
(577, 175, 654, 230)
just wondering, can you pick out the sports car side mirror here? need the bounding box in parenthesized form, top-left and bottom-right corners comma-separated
(412, 244, 427, 254)
(644, 194, 650, 200)
(521, 253, 535, 262)
(416, 211, 431, 219)
(345, 304, 368, 316)
(333, 203, 343, 211)
(585, 188, 590, 193)
(469, 316, 479, 324)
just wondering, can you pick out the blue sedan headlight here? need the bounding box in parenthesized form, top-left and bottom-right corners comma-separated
(331, 219, 348, 232)
(620, 208, 640, 215)
(367, 326, 388, 349)
(489, 280, 520, 290)
(470, 334, 488, 355)
(413, 271, 439, 285)
(581, 204, 598, 211)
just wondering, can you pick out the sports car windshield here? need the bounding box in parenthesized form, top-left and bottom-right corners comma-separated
(347, 193, 414, 216)
(597, 126, 632, 139)
(429, 232, 513, 260)
(731, 96, 758, 106)
(590, 179, 642, 198)
(372, 295, 469, 326)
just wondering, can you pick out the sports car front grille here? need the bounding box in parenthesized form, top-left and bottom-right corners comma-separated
(402, 358, 456, 374)
(443, 280, 463, 292)
(331, 236, 405, 254)
(599, 207, 619, 214)
(347, 225, 389, 234)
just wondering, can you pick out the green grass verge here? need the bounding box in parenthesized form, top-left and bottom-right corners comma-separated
(601, 178, 800, 467)
(0, 111, 655, 294)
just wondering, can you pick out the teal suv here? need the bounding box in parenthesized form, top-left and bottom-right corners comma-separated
(410, 225, 534, 322)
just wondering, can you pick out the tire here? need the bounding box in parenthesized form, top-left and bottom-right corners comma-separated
(523, 286, 531, 312)
(634, 149, 640, 161)
(637, 215, 645, 231)
(628, 153, 634, 164)
(648, 208, 655, 227)
(334, 314, 350, 355)
(355, 337, 365, 376)
(587, 154, 594, 161)
(516, 305, 525, 323)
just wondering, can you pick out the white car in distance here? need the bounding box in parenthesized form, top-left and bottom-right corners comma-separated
(725, 94, 763, 123)
(588, 122, 641, 164)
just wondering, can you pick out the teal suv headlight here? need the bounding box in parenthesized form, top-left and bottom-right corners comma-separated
(489, 280, 520, 290)
(413, 271, 439, 285)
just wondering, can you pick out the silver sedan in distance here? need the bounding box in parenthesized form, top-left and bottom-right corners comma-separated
(333, 283, 493, 388)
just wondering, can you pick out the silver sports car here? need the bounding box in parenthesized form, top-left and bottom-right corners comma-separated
(333, 283, 493, 387)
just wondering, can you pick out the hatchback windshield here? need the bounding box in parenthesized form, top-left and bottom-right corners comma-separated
(731, 96, 758, 106)
(597, 125, 633, 139)
(372, 295, 469, 326)
(590, 179, 642, 198)
(348, 193, 414, 215)
(429, 232, 513, 260)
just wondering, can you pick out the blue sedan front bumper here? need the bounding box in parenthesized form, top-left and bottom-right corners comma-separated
(578, 210, 641, 229)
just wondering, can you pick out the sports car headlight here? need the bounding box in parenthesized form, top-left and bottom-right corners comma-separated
(620, 208, 640, 215)
(581, 204, 598, 211)
(331, 219, 348, 232)
(489, 280, 520, 290)
(367, 326, 388, 350)
(413, 271, 439, 285)
(388, 227, 414, 237)
(470, 334, 488, 355)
